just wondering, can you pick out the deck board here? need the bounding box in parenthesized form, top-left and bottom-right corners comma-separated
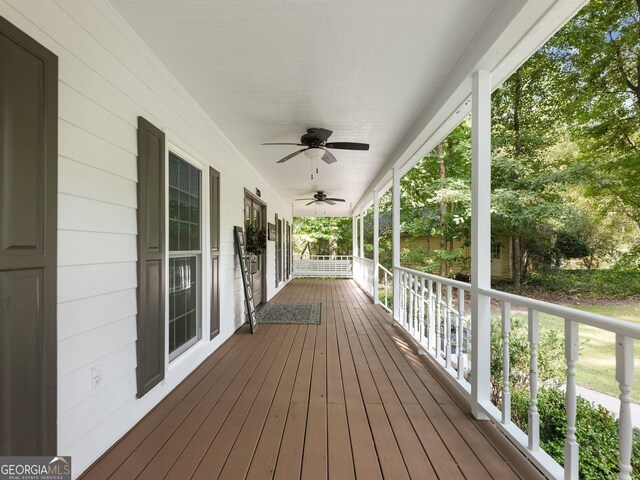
(81, 279, 545, 480)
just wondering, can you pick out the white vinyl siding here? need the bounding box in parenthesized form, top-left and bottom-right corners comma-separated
(0, 1, 292, 475)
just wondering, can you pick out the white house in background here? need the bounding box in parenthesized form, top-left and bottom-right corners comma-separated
(1, 1, 637, 479)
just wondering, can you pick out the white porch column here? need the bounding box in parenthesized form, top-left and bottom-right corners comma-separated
(359, 211, 364, 258)
(392, 165, 401, 322)
(471, 69, 492, 420)
(373, 189, 380, 304)
(352, 215, 358, 257)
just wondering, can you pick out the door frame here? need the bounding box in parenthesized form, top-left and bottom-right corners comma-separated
(243, 189, 267, 306)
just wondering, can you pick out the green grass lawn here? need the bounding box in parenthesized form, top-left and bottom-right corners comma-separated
(512, 302, 640, 403)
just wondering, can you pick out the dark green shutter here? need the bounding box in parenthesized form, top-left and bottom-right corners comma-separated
(209, 167, 220, 339)
(0, 16, 58, 455)
(136, 117, 166, 398)
(275, 213, 280, 285)
(286, 221, 291, 278)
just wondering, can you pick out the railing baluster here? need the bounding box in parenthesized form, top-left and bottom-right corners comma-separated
(397, 270, 402, 323)
(408, 273, 412, 330)
(384, 269, 388, 309)
(402, 271, 408, 327)
(428, 280, 435, 353)
(528, 308, 540, 451)
(409, 274, 415, 335)
(385, 270, 388, 308)
(420, 278, 426, 344)
(457, 287, 465, 381)
(398, 271, 403, 324)
(564, 319, 579, 480)
(501, 301, 511, 425)
(387, 271, 391, 312)
(446, 285, 452, 368)
(410, 274, 415, 334)
(404, 272, 409, 328)
(436, 282, 442, 357)
(616, 334, 634, 480)
(413, 275, 419, 338)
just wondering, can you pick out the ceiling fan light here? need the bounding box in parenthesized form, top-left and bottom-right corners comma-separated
(303, 147, 324, 161)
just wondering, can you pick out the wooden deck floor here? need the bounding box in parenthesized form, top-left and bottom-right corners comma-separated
(81, 279, 544, 480)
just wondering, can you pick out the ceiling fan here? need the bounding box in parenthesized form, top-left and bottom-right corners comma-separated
(262, 128, 369, 164)
(296, 191, 346, 206)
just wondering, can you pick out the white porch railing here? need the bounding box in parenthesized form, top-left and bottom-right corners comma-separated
(353, 256, 375, 297)
(394, 265, 639, 480)
(292, 255, 352, 277)
(378, 264, 393, 313)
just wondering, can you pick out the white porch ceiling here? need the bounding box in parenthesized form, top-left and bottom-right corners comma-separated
(107, 0, 568, 217)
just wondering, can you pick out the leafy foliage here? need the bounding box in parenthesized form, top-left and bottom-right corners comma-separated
(556, 231, 591, 260)
(245, 224, 266, 255)
(549, 0, 640, 228)
(521, 269, 640, 299)
(490, 317, 564, 405)
(616, 245, 640, 270)
(295, 1, 640, 292)
(293, 216, 352, 255)
(490, 318, 640, 478)
(394, 1, 640, 284)
(511, 388, 640, 479)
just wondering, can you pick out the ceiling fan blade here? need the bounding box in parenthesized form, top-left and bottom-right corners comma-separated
(295, 198, 316, 201)
(323, 200, 336, 205)
(324, 142, 369, 151)
(276, 148, 308, 163)
(305, 200, 317, 206)
(314, 128, 333, 142)
(321, 149, 337, 164)
(324, 198, 346, 202)
(262, 142, 304, 146)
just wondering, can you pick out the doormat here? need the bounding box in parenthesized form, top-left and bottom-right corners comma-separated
(257, 303, 321, 324)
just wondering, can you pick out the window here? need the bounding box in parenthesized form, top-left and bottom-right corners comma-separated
(168, 152, 201, 360)
(491, 243, 502, 260)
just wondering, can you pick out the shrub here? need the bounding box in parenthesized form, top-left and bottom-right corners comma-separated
(511, 388, 640, 479)
(400, 247, 470, 277)
(490, 316, 564, 405)
(523, 269, 640, 299)
(556, 231, 591, 260)
(616, 245, 640, 270)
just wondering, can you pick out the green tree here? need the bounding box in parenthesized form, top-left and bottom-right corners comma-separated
(399, 119, 472, 275)
(550, 0, 640, 230)
(491, 48, 568, 290)
(293, 216, 352, 255)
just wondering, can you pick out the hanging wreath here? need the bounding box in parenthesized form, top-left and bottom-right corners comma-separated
(246, 224, 267, 255)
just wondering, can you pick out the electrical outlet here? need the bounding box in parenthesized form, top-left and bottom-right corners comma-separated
(90, 365, 103, 391)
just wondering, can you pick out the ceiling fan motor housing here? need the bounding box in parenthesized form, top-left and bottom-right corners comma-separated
(301, 128, 331, 147)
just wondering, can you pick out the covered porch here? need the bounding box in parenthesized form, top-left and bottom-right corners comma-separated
(81, 279, 542, 480)
(1, 0, 638, 478)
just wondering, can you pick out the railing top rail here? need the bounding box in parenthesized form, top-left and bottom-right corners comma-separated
(378, 264, 393, 276)
(294, 255, 353, 259)
(354, 256, 374, 263)
(395, 265, 471, 290)
(482, 287, 640, 340)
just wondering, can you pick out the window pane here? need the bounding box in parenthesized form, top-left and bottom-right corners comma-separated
(168, 256, 198, 354)
(169, 152, 200, 251)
